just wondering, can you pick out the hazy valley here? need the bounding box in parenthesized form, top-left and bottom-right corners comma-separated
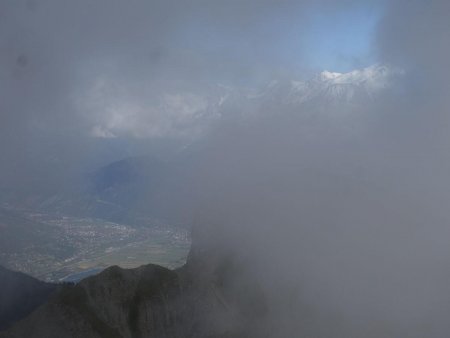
(0, 206, 189, 282)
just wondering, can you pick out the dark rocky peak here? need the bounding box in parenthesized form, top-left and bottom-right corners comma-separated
(1, 226, 268, 338)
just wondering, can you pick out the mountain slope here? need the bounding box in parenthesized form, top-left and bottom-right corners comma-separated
(1, 237, 266, 337)
(0, 266, 57, 330)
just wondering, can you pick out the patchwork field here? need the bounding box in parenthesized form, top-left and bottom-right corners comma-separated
(0, 206, 190, 281)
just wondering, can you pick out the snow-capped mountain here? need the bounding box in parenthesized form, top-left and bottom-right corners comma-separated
(248, 64, 398, 106)
(89, 65, 400, 140)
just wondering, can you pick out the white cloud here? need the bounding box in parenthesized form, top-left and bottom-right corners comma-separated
(82, 77, 214, 139)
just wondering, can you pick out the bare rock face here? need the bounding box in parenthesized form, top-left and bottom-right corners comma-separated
(1, 241, 267, 338)
(1, 264, 182, 338)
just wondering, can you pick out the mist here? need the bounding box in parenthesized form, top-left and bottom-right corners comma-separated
(188, 90, 450, 336)
(2, 0, 450, 336)
(184, 1, 450, 336)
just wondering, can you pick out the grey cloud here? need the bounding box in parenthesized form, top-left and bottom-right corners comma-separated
(177, 1, 450, 336)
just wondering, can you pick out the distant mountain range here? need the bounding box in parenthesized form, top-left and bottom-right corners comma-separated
(254, 64, 396, 105)
(28, 155, 186, 225)
(1, 65, 400, 226)
(86, 64, 400, 140)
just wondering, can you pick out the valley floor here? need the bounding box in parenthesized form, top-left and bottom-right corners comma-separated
(0, 205, 190, 281)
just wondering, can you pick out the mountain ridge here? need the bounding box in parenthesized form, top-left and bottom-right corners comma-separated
(0, 266, 57, 331)
(0, 239, 266, 338)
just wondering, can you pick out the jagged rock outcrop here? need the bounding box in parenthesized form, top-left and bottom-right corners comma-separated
(0, 238, 267, 338)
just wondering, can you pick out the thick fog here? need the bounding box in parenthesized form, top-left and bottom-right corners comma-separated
(187, 0, 450, 336)
(188, 91, 450, 336)
(2, 0, 450, 336)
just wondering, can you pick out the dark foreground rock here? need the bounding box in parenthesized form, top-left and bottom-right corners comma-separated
(0, 266, 57, 331)
(0, 244, 267, 338)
